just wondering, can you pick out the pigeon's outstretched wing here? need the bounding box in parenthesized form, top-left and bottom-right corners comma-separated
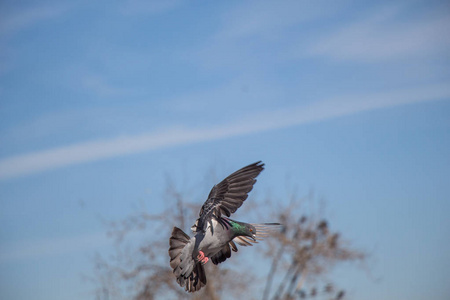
(192, 161, 264, 232)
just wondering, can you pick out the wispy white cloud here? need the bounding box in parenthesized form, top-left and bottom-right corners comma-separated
(216, 0, 339, 40)
(191, 0, 342, 71)
(81, 74, 133, 97)
(0, 232, 108, 263)
(308, 5, 450, 62)
(1, 83, 449, 180)
(0, 5, 68, 36)
(119, 0, 183, 16)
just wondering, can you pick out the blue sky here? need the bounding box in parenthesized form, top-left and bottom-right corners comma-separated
(1, 0, 450, 299)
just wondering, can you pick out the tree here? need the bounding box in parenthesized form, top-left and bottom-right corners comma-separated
(91, 175, 365, 300)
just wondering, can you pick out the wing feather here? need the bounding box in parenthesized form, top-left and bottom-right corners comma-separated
(210, 241, 239, 265)
(192, 161, 264, 232)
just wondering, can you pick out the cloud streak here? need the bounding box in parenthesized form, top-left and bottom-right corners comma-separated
(308, 6, 450, 62)
(119, 0, 183, 16)
(0, 5, 68, 36)
(0, 232, 108, 263)
(0, 83, 449, 180)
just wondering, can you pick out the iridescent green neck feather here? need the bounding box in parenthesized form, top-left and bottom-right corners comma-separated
(229, 220, 247, 235)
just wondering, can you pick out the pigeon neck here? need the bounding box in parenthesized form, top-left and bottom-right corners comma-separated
(228, 219, 247, 235)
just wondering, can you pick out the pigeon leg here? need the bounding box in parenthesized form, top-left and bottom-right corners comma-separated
(200, 257, 209, 265)
(197, 251, 209, 264)
(197, 251, 205, 260)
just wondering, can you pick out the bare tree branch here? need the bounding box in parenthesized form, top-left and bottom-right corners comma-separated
(90, 172, 366, 300)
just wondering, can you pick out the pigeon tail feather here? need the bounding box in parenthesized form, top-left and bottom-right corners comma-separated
(168, 227, 207, 292)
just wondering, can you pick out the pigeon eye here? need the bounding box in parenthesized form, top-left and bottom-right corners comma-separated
(250, 228, 253, 232)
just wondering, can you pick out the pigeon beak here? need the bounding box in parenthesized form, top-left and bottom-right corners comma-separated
(251, 234, 257, 241)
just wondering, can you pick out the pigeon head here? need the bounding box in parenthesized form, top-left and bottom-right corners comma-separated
(230, 220, 257, 241)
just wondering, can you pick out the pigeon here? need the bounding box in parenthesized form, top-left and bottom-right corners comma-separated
(168, 161, 281, 292)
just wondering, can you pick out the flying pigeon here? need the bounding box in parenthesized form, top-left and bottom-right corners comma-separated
(168, 161, 280, 292)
